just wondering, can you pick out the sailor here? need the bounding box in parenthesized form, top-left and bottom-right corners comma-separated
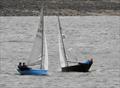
(22, 62, 31, 70)
(88, 58, 93, 64)
(18, 62, 31, 71)
(78, 58, 93, 65)
(18, 62, 22, 70)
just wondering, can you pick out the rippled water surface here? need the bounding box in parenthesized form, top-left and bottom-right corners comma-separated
(0, 16, 120, 88)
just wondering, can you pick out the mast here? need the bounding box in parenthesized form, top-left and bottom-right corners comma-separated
(58, 16, 68, 67)
(40, 3, 44, 69)
(40, 2, 48, 70)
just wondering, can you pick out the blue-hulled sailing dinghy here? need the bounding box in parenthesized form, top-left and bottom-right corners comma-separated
(17, 5, 48, 75)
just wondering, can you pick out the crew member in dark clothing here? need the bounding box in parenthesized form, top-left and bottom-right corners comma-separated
(78, 58, 93, 65)
(22, 62, 31, 70)
(18, 62, 31, 71)
(18, 62, 22, 70)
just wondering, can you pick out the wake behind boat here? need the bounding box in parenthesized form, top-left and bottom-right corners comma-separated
(57, 16, 93, 72)
(17, 5, 48, 75)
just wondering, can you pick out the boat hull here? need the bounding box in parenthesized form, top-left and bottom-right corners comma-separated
(62, 63, 92, 72)
(17, 69, 48, 75)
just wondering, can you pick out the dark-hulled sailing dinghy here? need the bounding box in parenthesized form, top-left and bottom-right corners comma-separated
(57, 16, 93, 72)
(17, 6, 48, 75)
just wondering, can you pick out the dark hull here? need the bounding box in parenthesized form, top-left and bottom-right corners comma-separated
(62, 63, 92, 72)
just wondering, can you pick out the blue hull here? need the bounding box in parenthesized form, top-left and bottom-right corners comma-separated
(17, 69, 48, 75)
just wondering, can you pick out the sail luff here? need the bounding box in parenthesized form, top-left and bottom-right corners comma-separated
(58, 16, 68, 67)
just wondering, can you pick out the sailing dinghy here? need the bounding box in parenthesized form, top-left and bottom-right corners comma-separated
(58, 16, 93, 72)
(17, 6, 48, 75)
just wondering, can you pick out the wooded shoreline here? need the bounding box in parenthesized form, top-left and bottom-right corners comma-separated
(0, 0, 120, 16)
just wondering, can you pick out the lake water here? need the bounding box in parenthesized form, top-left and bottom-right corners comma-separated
(0, 16, 120, 88)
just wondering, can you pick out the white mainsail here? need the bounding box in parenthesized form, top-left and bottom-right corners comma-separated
(58, 16, 68, 68)
(28, 6, 48, 70)
(43, 33, 48, 70)
(58, 32, 66, 67)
